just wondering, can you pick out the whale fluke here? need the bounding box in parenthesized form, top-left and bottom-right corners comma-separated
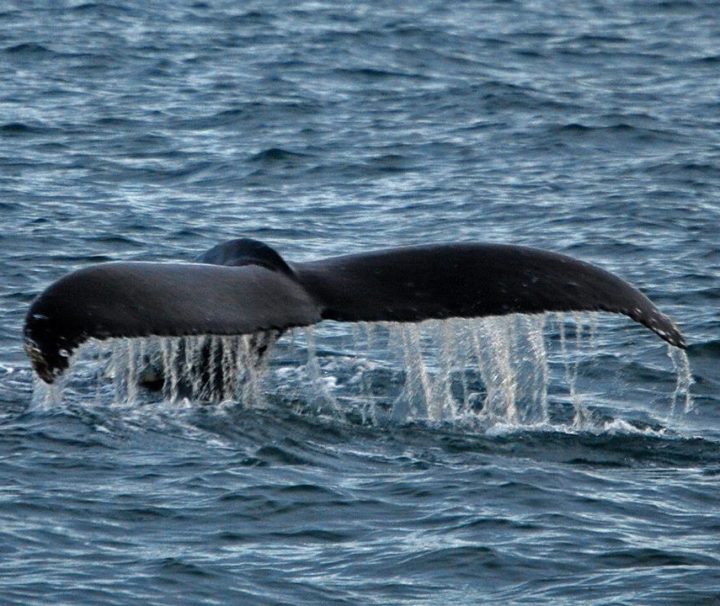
(24, 238, 686, 383)
(24, 260, 320, 383)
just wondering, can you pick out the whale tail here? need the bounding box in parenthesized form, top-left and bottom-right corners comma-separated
(24, 238, 686, 383)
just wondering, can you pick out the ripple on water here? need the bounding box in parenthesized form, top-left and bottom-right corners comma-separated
(2, 1, 719, 604)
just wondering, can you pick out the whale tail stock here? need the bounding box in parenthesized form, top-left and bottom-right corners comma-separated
(24, 238, 686, 383)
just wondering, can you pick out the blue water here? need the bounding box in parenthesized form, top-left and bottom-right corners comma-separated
(2, 1, 720, 604)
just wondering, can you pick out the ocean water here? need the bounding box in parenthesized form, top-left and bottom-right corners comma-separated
(2, 1, 719, 604)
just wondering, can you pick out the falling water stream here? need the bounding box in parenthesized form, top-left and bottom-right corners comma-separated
(33, 313, 694, 430)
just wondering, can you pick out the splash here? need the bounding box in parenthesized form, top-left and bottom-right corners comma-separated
(667, 345, 694, 415)
(48, 334, 277, 406)
(33, 313, 693, 428)
(292, 315, 568, 426)
(557, 313, 591, 427)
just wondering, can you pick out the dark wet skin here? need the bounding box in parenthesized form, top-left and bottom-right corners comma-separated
(24, 238, 686, 385)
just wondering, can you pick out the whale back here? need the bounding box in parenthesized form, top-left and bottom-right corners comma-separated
(197, 238, 295, 276)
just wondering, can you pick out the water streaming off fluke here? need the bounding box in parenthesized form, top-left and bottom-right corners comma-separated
(31, 313, 693, 427)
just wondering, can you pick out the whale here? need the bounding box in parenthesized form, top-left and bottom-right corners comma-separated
(24, 238, 686, 384)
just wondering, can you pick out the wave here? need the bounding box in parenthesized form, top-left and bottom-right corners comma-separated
(4, 43, 55, 55)
(548, 122, 682, 145)
(0, 122, 45, 136)
(16, 376, 720, 472)
(248, 148, 311, 163)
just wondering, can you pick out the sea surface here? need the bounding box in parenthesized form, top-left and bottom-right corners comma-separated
(1, 1, 719, 604)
